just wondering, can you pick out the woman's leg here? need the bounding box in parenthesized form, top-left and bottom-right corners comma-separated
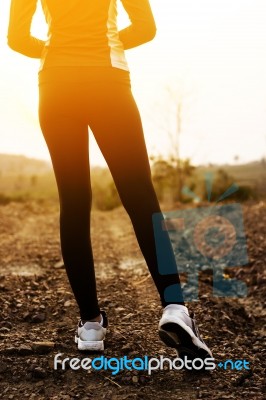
(87, 72, 184, 306)
(38, 79, 100, 320)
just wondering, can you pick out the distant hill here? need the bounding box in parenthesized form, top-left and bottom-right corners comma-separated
(197, 160, 266, 183)
(0, 154, 264, 204)
(197, 160, 266, 192)
(0, 154, 52, 175)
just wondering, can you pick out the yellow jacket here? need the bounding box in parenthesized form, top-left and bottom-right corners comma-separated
(7, 0, 157, 72)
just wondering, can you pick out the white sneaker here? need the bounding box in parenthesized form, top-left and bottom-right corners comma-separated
(75, 311, 108, 351)
(159, 304, 213, 360)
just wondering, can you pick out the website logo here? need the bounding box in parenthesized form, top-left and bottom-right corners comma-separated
(54, 354, 250, 374)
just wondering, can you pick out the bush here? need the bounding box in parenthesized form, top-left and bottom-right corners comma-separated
(0, 192, 27, 205)
(91, 168, 121, 211)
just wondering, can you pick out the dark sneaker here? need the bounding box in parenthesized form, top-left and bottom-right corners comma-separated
(75, 311, 108, 351)
(159, 304, 213, 361)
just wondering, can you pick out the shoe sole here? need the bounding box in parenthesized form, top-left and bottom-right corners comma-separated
(75, 335, 104, 351)
(159, 322, 211, 361)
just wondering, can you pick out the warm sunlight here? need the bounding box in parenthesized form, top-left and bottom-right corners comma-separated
(1, 6, 265, 393)
(1, 0, 266, 165)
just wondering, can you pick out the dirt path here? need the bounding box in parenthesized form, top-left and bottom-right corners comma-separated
(0, 201, 265, 399)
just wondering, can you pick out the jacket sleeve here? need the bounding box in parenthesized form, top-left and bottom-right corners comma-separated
(119, 0, 157, 50)
(7, 0, 46, 58)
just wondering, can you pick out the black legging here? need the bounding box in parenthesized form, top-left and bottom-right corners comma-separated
(38, 66, 184, 320)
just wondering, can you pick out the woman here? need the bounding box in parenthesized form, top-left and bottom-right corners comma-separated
(7, 0, 212, 361)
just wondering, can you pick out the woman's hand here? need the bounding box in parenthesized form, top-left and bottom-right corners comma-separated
(7, 0, 46, 58)
(119, 0, 157, 50)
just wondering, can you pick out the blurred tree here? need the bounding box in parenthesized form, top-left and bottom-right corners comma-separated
(148, 81, 196, 201)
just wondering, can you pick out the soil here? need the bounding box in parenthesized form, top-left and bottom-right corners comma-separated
(0, 200, 265, 400)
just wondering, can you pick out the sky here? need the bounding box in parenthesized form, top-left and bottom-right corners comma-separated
(1, 0, 266, 166)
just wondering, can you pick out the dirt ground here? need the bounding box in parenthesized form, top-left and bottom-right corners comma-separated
(0, 200, 265, 399)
